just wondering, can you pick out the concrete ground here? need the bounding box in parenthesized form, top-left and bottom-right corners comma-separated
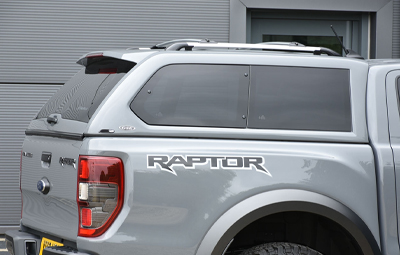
(0, 235, 10, 255)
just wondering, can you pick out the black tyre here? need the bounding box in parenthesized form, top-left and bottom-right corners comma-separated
(239, 242, 323, 255)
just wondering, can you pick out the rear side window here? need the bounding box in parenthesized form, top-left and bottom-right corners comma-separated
(248, 66, 351, 131)
(397, 77, 400, 110)
(37, 57, 133, 123)
(131, 64, 249, 128)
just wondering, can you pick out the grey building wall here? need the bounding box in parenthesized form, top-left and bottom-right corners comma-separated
(0, 0, 229, 84)
(394, 0, 400, 58)
(0, 0, 229, 232)
(0, 84, 61, 231)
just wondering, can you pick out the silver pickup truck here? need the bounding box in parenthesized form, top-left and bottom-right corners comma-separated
(5, 40, 400, 255)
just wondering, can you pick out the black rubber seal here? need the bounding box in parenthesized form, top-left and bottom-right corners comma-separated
(25, 129, 84, 141)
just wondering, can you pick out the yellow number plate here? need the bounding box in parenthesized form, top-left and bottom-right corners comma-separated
(39, 237, 64, 255)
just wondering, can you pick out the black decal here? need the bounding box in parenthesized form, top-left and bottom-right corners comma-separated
(222, 157, 243, 168)
(148, 155, 271, 177)
(148, 156, 172, 171)
(210, 157, 224, 168)
(167, 156, 191, 167)
(187, 156, 207, 165)
(244, 157, 269, 174)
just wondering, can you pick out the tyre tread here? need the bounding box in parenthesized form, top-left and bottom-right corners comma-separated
(239, 242, 323, 255)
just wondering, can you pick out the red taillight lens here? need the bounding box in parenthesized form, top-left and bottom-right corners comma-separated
(77, 156, 124, 237)
(86, 52, 103, 58)
(79, 159, 89, 179)
(81, 208, 92, 227)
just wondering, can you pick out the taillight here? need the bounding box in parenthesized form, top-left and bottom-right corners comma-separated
(86, 52, 103, 58)
(77, 156, 124, 237)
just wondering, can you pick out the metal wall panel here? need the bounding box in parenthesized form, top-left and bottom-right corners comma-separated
(394, 0, 400, 58)
(0, 84, 62, 230)
(0, 0, 229, 231)
(0, 0, 229, 84)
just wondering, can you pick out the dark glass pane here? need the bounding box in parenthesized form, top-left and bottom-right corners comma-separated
(37, 69, 125, 122)
(263, 35, 343, 56)
(248, 66, 351, 131)
(131, 65, 249, 128)
(397, 77, 400, 112)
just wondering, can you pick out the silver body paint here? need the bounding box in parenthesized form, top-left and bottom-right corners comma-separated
(7, 48, 400, 255)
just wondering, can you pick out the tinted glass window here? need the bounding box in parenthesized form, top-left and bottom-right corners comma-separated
(131, 65, 249, 128)
(397, 77, 400, 108)
(37, 69, 126, 122)
(396, 77, 400, 119)
(248, 66, 351, 131)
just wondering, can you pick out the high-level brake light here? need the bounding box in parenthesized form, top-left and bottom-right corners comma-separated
(77, 156, 124, 237)
(85, 52, 103, 58)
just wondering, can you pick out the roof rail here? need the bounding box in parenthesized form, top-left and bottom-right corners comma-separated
(166, 42, 341, 56)
(151, 39, 216, 49)
(257, 41, 305, 47)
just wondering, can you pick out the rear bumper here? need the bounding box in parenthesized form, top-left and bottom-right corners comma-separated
(5, 230, 90, 255)
(43, 246, 90, 255)
(5, 230, 40, 255)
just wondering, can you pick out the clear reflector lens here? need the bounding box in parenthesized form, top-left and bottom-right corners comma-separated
(79, 183, 89, 201)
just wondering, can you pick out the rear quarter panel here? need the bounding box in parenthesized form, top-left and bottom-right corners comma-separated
(76, 137, 378, 255)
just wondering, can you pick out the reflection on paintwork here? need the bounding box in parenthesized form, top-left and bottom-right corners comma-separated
(77, 137, 379, 254)
(128, 203, 188, 225)
(111, 233, 137, 244)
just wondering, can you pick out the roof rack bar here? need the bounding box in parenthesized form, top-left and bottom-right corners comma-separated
(151, 39, 202, 49)
(166, 42, 341, 56)
(167, 43, 194, 51)
(314, 47, 341, 56)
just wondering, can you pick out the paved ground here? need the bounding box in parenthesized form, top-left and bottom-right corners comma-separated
(0, 235, 11, 255)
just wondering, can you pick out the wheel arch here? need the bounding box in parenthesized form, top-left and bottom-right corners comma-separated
(195, 189, 381, 255)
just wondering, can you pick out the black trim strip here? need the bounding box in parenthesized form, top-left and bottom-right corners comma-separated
(24, 130, 366, 144)
(0, 82, 64, 85)
(25, 129, 83, 141)
(83, 133, 368, 144)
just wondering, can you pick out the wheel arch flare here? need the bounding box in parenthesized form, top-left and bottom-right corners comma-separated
(196, 189, 381, 255)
